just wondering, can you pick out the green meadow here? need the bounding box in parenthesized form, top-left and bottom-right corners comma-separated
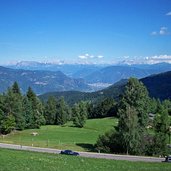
(0, 117, 117, 151)
(0, 148, 170, 171)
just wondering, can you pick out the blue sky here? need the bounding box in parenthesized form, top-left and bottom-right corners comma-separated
(0, 0, 171, 64)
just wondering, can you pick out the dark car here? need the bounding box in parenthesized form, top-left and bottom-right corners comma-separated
(165, 155, 171, 162)
(60, 150, 79, 156)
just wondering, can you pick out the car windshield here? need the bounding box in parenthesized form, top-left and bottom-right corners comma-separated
(65, 150, 72, 152)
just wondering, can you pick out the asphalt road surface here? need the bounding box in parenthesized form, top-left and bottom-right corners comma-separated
(0, 143, 165, 163)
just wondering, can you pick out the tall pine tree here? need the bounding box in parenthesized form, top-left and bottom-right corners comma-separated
(72, 101, 87, 128)
(4, 83, 25, 130)
(44, 96, 57, 125)
(117, 78, 150, 154)
(26, 87, 45, 128)
(55, 97, 68, 125)
(153, 103, 170, 156)
(22, 96, 34, 128)
(11, 82, 25, 130)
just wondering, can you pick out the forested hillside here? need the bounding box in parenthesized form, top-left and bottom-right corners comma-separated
(0, 66, 91, 94)
(40, 71, 171, 104)
(141, 71, 171, 100)
(39, 79, 127, 105)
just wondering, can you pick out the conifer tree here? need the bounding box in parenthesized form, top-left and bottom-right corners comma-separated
(92, 98, 116, 118)
(4, 85, 25, 130)
(72, 101, 87, 128)
(22, 96, 34, 128)
(0, 114, 16, 134)
(55, 97, 68, 125)
(12, 81, 21, 94)
(11, 82, 25, 130)
(44, 96, 57, 125)
(26, 87, 45, 128)
(162, 100, 171, 116)
(153, 103, 170, 156)
(117, 78, 150, 154)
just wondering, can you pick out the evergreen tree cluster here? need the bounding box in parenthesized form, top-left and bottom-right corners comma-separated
(44, 96, 71, 125)
(95, 78, 171, 156)
(44, 96, 117, 128)
(72, 101, 88, 128)
(87, 98, 117, 119)
(0, 81, 117, 135)
(0, 82, 45, 134)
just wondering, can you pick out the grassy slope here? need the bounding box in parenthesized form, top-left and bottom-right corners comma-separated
(0, 117, 117, 151)
(0, 148, 171, 171)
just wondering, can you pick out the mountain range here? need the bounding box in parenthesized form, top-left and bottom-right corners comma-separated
(7, 61, 105, 77)
(0, 66, 91, 94)
(1, 62, 171, 96)
(84, 65, 149, 84)
(84, 62, 171, 84)
(39, 71, 171, 104)
(7, 61, 171, 84)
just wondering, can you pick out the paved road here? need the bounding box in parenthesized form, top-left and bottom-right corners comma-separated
(0, 143, 165, 163)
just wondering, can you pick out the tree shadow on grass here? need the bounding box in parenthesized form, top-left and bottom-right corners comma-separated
(69, 125, 84, 128)
(76, 143, 96, 152)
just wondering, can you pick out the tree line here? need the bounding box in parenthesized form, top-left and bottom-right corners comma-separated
(0, 82, 116, 134)
(0, 82, 45, 134)
(1, 79, 171, 157)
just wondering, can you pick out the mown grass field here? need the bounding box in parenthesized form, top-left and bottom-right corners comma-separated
(0, 148, 170, 171)
(0, 117, 117, 151)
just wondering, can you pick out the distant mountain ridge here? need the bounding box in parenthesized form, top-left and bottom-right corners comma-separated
(141, 71, 171, 100)
(84, 65, 150, 84)
(39, 71, 171, 104)
(84, 63, 171, 84)
(7, 61, 171, 85)
(0, 66, 91, 94)
(1, 62, 171, 97)
(7, 61, 105, 77)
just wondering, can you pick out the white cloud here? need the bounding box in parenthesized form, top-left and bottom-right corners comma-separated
(151, 27, 170, 36)
(119, 55, 171, 65)
(97, 55, 104, 59)
(166, 11, 171, 16)
(149, 55, 171, 60)
(151, 31, 157, 36)
(144, 55, 171, 64)
(78, 53, 104, 60)
(159, 27, 169, 35)
(123, 56, 130, 59)
(78, 55, 88, 59)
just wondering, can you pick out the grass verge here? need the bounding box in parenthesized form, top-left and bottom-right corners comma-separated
(0, 148, 171, 171)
